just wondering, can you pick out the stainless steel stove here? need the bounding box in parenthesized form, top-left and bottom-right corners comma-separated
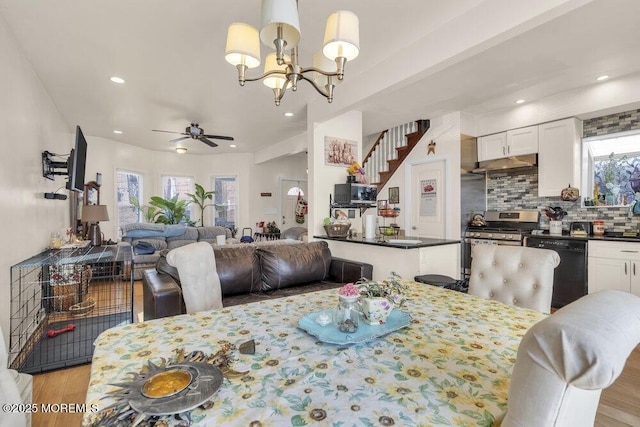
(462, 210, 539, 278)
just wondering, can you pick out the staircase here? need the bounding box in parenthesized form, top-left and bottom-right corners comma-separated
(363, 119, 430, 191)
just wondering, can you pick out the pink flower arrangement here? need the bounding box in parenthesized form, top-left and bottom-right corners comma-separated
(339, 283, 361, 297)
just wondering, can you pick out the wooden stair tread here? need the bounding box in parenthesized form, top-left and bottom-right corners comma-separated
(371, 119, 430, 191)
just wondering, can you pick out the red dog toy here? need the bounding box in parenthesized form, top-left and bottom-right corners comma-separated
(47, 324, 75, 338)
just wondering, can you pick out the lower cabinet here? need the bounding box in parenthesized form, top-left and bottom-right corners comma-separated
(588, 241, 640, 296)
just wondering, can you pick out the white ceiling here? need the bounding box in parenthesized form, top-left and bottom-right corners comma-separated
(1, 0, 639, 155)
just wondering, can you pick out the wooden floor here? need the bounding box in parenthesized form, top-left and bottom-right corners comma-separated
(31, 284, 640, 426)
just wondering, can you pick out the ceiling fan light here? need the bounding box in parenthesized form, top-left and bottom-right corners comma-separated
(260, 0, 300, 50)
(323, 10, 359, 62)
(225, 23, 261, 68)
(263, 52, 289, 89)
(176, 147, 187, 154)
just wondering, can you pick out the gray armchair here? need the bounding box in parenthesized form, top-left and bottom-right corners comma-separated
(281, 226, 308, 241)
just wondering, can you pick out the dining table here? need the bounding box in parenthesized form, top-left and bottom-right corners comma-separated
(82, 279, 546, 426)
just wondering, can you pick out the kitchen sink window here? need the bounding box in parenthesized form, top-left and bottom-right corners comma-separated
(583, 130, 640, 206)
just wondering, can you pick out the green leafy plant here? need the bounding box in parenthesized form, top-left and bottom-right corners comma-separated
(149, 195, 190, 224)
(130, 196, 161, 223)
(356, 273, 407, 308)
(186, 183, 216, 227)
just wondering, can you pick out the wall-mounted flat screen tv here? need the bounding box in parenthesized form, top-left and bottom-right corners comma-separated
(67, 125, 87, 192)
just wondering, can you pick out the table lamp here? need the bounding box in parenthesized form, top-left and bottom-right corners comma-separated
(81, 205, 109, 246)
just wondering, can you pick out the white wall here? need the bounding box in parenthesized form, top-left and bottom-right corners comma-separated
(0, 17, 308, 346)
(0, 17, 72, 345)
(378, 112, 463, 240)
(476, 71, 640, 135)
(308, 111, 363, 237)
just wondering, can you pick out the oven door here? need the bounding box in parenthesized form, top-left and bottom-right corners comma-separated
(462, 237, 522, 279)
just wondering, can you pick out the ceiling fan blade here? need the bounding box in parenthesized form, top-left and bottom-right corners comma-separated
(202, 134, 234, 141)
(200, 138, 218, 148)
(152, 129, 184, 134)
(169, 136, 190, 143)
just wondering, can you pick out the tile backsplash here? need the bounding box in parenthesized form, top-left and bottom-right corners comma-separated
(486, 169, 639, 232)
(485, 108, 640, 233)
(583, 108, 640, 138)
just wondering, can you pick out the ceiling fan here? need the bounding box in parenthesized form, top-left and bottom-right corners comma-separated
(152, 123, 234, 148)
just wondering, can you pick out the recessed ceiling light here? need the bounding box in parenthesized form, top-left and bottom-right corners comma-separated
(515, 99, 525, 104)
(113, 130, 123, 134)
(596, 75, 609, 81)
(110, 76, 125, 84)
(230, 144, 237, 148)
(176, 147, 187, 154)
(284, 112, 294, 117)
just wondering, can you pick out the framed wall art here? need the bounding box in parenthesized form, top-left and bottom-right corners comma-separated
(324, 136, 358, 167)
(388, 187, 399, 204)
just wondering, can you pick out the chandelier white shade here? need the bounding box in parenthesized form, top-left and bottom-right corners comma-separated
(260, 0, 300, 54)
(224, 23, 261, 68)
(263, 53, 290, 89)
(323, 11, 360, 62)
(224, 0, 359, 106)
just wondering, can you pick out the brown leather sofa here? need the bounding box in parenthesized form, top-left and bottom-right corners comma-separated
(142, 241, 373, 320)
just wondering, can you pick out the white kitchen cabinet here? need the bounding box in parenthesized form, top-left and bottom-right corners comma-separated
(506, 126, 538, 156)
(538, 118, 581, 197)
(477, 132, 507, 161)
(477, 126, 538, 161)
(588, 240, 640, 296)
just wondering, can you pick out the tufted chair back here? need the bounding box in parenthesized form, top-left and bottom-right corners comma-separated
(166, 242, 223, 313)
(468, 245, 559, 313)
(501, 290, 640, 427)
(1, 327, 28, 427)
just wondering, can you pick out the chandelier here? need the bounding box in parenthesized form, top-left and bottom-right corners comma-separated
(224, 0, 359, 106)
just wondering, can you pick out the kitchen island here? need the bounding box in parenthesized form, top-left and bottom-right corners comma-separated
(315, 235, 460, 281)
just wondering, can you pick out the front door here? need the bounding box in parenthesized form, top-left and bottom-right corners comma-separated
(406, 159, 448, 238)
(280, 179, 308, 229)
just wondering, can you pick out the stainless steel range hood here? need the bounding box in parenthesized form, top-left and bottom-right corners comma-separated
(472, 154, 537, 173)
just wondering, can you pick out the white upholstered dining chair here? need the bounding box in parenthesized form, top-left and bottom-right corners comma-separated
(166, 242, 223, 313)
(468, 244, 560, 313)
(501, 290, 640, 427)
(1, 327, 30, 427)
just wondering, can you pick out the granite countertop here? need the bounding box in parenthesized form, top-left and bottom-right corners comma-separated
(526, 231, 640, 243)
(314, 235, 461, 249)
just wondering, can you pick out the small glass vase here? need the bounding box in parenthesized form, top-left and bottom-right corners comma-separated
(333, 295, 360, 333)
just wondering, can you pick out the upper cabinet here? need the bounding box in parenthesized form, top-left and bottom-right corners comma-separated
(477, 125, 538, 161)
(538, 118, 581, 197)
(478, 132, 507, 161)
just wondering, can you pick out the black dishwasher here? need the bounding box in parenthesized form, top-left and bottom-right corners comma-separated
(525, 237, 588, 308)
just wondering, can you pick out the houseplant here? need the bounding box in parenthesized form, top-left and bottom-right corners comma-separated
(186, 183, 216, 227)
(149, 195, 190, 224)
(356, 274, 407, 325)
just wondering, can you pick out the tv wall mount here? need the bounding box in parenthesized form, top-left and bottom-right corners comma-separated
(42, 151, 69, 180)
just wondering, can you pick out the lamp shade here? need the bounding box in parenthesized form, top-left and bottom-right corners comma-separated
(323, 10, 360, 61)
(225, 23, 261, 68)
(312, 50, 341, 87)
(260, 0, 300, 49)
(263, 52, 289, 89)
(81, 204, 110, 223)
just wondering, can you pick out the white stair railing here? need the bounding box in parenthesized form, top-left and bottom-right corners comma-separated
(364, 121, 417, 184)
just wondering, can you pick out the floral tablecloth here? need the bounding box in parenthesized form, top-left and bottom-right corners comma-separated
(83, 280, 546, 426)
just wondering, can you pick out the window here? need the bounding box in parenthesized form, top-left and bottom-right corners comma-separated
(116, 170, 143, 233)
(161, 175, 194, 220)
(211, 176, 237, 230)
(584, 131, 640, 205)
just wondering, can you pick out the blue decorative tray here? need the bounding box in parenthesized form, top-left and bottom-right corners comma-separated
(298, 309, 412, 344)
